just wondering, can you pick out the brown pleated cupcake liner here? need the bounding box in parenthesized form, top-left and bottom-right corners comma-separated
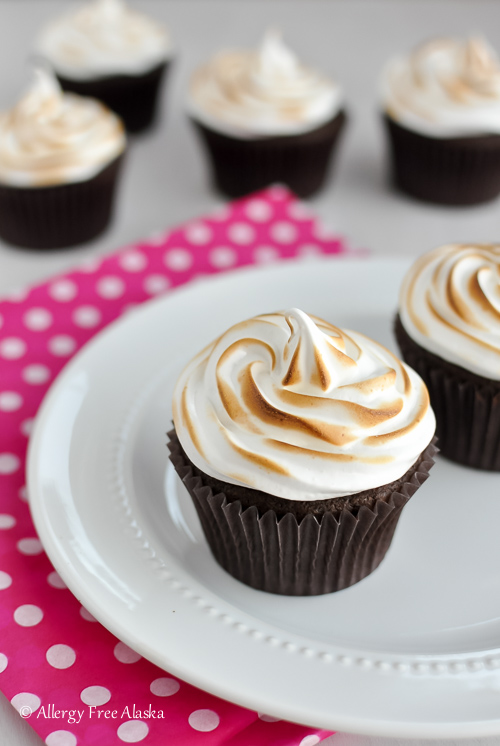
(57, 61, 170, 134)
(191, 110, 347, 199)
(0, 155, 124, 250)
(167, 430, 437, 595)
(395, 314, 500, 470)
(383, 114, 500, 205)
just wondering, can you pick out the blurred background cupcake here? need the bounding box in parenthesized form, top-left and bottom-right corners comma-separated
(35, 0, 173, 134)
(381, 36, 500, 205)
(187, 30, 346, 198)
(395, 243, 500, 470)
(0, 68, 126, 249)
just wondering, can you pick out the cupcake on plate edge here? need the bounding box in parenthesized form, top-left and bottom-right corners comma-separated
(396, 243, 500, 470)
(187, 31, 347, 198)
(168, 308, 436, 595)
(0, 68, 126, 249)
(381, 36, 500, 205)
(36, 0, 173, 133)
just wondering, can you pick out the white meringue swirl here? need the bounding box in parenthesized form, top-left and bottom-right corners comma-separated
(173, 309, 435, 501)
(36, 0, 171, 79)
(187, 31, 343, 138)
(382, 36, 500, 137)
(400, 244, 500, 379)
(0, 69, 126, 187)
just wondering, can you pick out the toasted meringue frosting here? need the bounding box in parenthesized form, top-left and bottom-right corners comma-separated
(0, 69, 126, 187)
(400, 244, 500, 379)
(382, 36, 500, 137)
(36, 0, 171, 79)
(187, 31, 343, 138)
(172, 309, 435, 501)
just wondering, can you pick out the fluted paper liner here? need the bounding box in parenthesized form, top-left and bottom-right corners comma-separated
(191, 110, 346, 199)
(0, 155, 124, 250)
(383, 114, 500, 206)
(395, 314, 500, 470)
(168, 430, 437, 595)
(57, 62, 170, 134)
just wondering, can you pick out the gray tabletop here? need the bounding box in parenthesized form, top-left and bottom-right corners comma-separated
(2, 1, 500, 745)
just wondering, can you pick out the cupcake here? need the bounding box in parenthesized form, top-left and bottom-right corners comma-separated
(36, 0, 172, 133)
(0, 68, 126, 250)
(187, 31, 346, 198)
(396, 243, 500, 470)
(168, 308, 436, 595)
(381, 36, 500, 205)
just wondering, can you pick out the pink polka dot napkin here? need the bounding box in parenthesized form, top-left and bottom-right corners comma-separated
(0, 187, 354, 746)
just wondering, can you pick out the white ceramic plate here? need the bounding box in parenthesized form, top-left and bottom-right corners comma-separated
(28, 258, 500, 739)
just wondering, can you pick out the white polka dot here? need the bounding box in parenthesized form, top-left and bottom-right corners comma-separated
(287, 201, 313, 220)
(47, 571, 66, 589)
(0, 391, 23, 411)
(80, 606, 97, 622)
(18, 486, 28, 502)
(14, 604, 43, 627)
(245, 199, 273, 222)
(0, 514, 16, 529)
(268, 184, 289, 200)
(258, 713, 281, 722)
(11, 692, 41, 713)
(48, 335, 77, 357)
(114, 642, 141, 664)
(45, 730, 77, 746)
(96, 276, 125, 300)
(117, 721, 149, 743)
(0, 653, 7, 673)
(0, 571, 12, 590)
(209, 247, 237, 269)
(297, 243, 322, 259)
(7, 288, 29, 303)
(23, 308, 53, 332)
(46, 644, 76, 669)
(22, 364, 51, 385)
(270, 221, 298, 244)
(119, 251, 147, 272)
(17, 538, 43, 555)
(185, 223, 213, 245)
(49, 280, 78, 302)
(80, 686, 111, 706)
(163, 248, 193, 272)
(21, 419, 34, 437)
(0, 337, 26, 360)
(143, 275, 170, 296)
(188, 709, 220, 732)
(0, 453, 20, 474)
(253, 246, 279, 264)
(299, 736, 321, 746)
(227, 223, 255, 245)
(150, 678, 180, 697)
(73, 306, 101, 328)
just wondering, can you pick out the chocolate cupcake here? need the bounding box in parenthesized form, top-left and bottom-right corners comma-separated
(36, 0, 173, 133)
(0, 68, 126, 250)
(396, 243, 500, 469)
(381, 37, 500, 205)
(169, 309, 436, 595)
(187, 32, 347, 198)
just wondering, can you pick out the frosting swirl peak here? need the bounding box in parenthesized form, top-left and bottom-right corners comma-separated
(188, 31, 342, 137)
(173, 309, 435, 500)
(382, 36, 500, 137)
(399, 243, 500, 379)
(0, 68, 125, 187)
(36, 0, 171, 79)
